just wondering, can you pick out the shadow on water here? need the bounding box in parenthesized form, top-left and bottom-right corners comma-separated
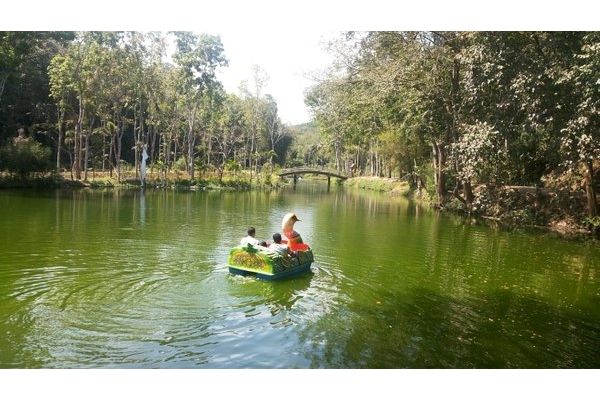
(226, 270, 314, 317)
(298, 286, 600, 368)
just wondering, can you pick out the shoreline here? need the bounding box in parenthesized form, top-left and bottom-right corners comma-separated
(2, 173, 596, 238)
(0, 171, 283, 191)
(343, 176, 597, 238)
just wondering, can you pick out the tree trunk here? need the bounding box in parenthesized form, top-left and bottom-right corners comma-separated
(432, 143, 438, 189)
(437, 147, 446, 206)
(463, 180, 474, 212)
(83, 130, 89, 181)
(134, 107, 139, 179)
(56, 108, 64, 172)
(0, 73, 8, 103)
(74, 97, 84, 180)
(136, 105, 145, 179)
(173, 137, 177, 169)
(187, 107, 197, 180)
(109, 132, 114, 178)
(113, 119, 124, 183)
(585, 160, 597, 217)
(101, 122, 106, 173)
(250, 130, 255, 180)
(432, 141, 446, 207)
(78, 123, 84, 179)
(150, 125, 156, 176)
(73, 129, 78, 179)
(77, 102, 85, 181)
(207, 130, 212, 169)
(84, 116, 94, 181)
(68, 147, 73, 181)
(188, 127, 195, 180)
(165, 132, 171, 180)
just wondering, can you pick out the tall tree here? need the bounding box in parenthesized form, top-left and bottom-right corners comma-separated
(172, 32, 227, 180)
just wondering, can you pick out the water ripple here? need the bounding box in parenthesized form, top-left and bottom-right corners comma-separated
(0, 187, 598, 368)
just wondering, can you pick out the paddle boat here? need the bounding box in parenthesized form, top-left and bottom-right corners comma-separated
(227, 243, 314, 280)
(228, 213, 314, 280)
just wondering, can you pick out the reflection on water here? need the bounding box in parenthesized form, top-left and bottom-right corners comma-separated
(0, 184, 598, 368)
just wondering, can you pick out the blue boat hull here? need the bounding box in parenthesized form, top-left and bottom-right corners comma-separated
(228, 262, 312, 281)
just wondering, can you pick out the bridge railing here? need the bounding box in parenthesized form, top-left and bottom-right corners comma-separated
(279, 167, 348, 179)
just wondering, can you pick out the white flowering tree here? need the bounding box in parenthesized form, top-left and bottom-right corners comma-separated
(560, 33, 599, 217)
(450, 121, 507, 210)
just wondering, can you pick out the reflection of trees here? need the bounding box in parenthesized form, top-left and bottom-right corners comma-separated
(299, 186, 600, 368)
(0, 189, 230, 367)
(299, 287, 600, 368)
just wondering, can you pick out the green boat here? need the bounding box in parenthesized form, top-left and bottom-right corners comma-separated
(227, 244, 314, 280)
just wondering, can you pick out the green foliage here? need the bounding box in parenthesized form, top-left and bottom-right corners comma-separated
(345, 177, 410, 196)
(87, 177, 115, 188)
(5, 31, 297, 186)
(1, 32, 75, 142)
(558, 33, 600, 172)
(224, 159, 241, 173)
(582, 216, 600, 235)
(451, 122, 508, 184)
(173, 177, 193, 187)
(173, 157, 188, 171)
(0, 140, 52, 178)
(306, 31, 598, 221)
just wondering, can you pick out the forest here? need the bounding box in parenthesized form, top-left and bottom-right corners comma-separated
(306, 32, 599, 221)
(0, 31, 295, 184)
(0, 31, 598, 228)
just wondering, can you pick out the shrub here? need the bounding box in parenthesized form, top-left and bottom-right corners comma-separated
(0, 141, 52, 179)
(173, 157, 188, 172)
(224, 159, 241, 174)
(582, 216, 600, 235)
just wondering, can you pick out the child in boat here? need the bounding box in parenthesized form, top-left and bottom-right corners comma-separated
(268, 233, 295, 256)
(240, 227, 267, 247)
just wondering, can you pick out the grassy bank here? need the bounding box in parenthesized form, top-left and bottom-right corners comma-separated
(344, 176, 597, 237)
(0, 169, 285, 191)
(344, 176, 410, 196)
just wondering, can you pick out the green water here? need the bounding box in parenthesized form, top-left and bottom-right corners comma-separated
(0, 183, 598, 368)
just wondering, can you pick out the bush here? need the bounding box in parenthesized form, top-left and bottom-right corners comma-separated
(224, 159, 241, 174)
(173, 157, 188, 172)
(345, 176, 410, 196)
(0, 140, 52, 178)
(582, 216, 600, 235)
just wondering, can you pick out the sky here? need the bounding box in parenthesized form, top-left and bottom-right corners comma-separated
(6, 0, 599, 129)
(214, 30, 337, 125)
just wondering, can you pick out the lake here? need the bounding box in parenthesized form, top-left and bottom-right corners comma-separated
(0, 182, 598, 368)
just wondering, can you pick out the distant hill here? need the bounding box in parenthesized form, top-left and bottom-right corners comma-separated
(287, 121, 320, 145)
(285, 120, 327, 167)
(288, 121, 318, 136)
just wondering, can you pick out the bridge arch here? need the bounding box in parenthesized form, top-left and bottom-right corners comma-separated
(279, 168, 348, 185)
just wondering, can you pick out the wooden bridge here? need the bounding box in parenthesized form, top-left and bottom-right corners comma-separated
(279, 167, 348, 185)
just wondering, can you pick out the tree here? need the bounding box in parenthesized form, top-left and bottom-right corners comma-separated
(1, 31, 74, 150)
(307, 31, 598, 217)
(12, 31, 292, 185)
(559, 32, 600, 216)
(450, 122, 507, 209)
(239, 65, 270, 179)
(172, 32, 227, 180)
(0, 140, 52, 179)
